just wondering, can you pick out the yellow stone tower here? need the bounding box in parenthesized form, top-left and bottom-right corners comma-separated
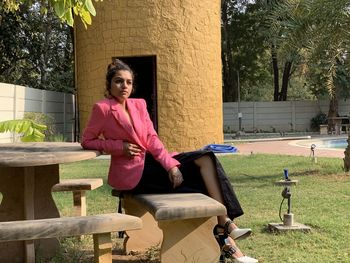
(75, 0, 223, 152)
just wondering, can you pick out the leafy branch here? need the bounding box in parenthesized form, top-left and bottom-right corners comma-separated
(2, 0, 100, 27)
(0, 120, 47, 142)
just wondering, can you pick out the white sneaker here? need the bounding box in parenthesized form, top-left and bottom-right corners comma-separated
(230, 228, 252, 240)
(234, 255, 258, 263)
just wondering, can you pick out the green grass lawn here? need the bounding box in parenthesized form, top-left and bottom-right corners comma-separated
(52, 154, 350, 263)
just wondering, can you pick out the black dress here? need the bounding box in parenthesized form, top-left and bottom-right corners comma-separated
(131, 150, 244, 220)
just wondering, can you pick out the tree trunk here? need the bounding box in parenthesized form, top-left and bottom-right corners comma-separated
(328, 96, 338, 118)
(39, 4, 50, 89)
(327, 96, 339, 133)
(222, 47, 233, 102)
(271, 44, 279, 101)
(343, 134, 350, 172)
(279, 61, 292, 101)
(221, 0, 237, 102)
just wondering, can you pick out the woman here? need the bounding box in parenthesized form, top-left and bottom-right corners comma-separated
(81, 59, 258, 263)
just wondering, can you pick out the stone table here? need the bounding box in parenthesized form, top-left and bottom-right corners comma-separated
(0, 142, 100, 263)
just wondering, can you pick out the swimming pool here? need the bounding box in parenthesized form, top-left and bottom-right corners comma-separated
(321, 138, 348, 149)
(295, 137, 348, 149)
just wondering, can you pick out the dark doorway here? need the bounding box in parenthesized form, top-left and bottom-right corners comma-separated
(115, 56, 158, 131)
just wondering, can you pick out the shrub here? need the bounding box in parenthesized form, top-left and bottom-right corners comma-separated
(0, 119, 47, 142)
(23, 112, 56, 139)
(311, 112, 327, 131)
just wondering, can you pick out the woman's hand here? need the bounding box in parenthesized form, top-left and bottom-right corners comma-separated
(168, 166, 183, 188)
(123, 141, 142, 158)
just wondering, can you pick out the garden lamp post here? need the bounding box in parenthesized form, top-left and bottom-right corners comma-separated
(268, 169, 311, 233)
(237, 69, 242, 132)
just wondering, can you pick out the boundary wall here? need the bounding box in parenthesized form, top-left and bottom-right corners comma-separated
(0, 83, 74, 143)
(223, 100, 350, 132)
(2, 82, 349, 141)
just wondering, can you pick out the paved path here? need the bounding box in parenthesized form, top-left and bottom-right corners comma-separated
(234, 138, 346, 158)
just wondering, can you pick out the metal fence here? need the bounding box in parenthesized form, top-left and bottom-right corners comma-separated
(0, 83, 75, 143)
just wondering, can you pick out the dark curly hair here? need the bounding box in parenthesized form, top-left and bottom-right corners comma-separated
(105, 59, 135, 98)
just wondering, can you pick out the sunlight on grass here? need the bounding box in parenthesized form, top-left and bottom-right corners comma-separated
(52, 154, 350, 263)
(219, 154, 349, 263)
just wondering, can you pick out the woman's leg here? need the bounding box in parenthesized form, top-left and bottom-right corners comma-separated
(195, 155, 256, 261)
(214, 225, 245, 258)
(194, 155, 238, 228)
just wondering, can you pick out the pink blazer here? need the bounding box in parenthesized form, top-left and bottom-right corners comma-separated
(81, 98, 180, 190)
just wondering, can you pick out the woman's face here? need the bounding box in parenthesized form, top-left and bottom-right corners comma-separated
(109, 70, 133, 103)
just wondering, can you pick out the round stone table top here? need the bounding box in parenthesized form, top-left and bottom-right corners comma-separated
(0, 142, 100, 167)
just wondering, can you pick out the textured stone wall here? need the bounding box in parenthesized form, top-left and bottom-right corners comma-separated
(76, 0, 223, 152)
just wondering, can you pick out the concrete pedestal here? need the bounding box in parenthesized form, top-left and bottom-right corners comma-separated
(268, 213, 311, 233)
(319, 125, 328, 135)
(268, 222, 311, 232)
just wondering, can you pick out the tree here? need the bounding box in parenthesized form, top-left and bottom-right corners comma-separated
(1, 0, 99, 27)
(221, 0, 237, 102)
(0, 2, 74, 92)
(268, 0, 350, 114)
(0, 0, 101, 92)
(261, 0, 350, 143)
(230, 2, 275, 101)
(258, 0, 310, 101)
(221, 0, 274, 102)
(221, 0, 315, 102)
(258, 0, 350, 106)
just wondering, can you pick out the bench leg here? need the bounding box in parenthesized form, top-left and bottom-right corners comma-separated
(25, 240, 35, 263)
(73, 190, 86, 216)
(158, 217, 220, 263)
(123, 197, 163, 253)
(93, 232, 112, 263)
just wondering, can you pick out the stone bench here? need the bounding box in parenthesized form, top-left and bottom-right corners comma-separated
(0, 213, 142, 263)
(52, 178, 103, 216)
(112, 192, 227, 263)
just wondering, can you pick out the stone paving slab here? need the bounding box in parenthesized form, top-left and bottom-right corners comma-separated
(234, 138, 345, 158)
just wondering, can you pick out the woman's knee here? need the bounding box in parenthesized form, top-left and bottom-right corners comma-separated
(194, 155, 212, 167)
